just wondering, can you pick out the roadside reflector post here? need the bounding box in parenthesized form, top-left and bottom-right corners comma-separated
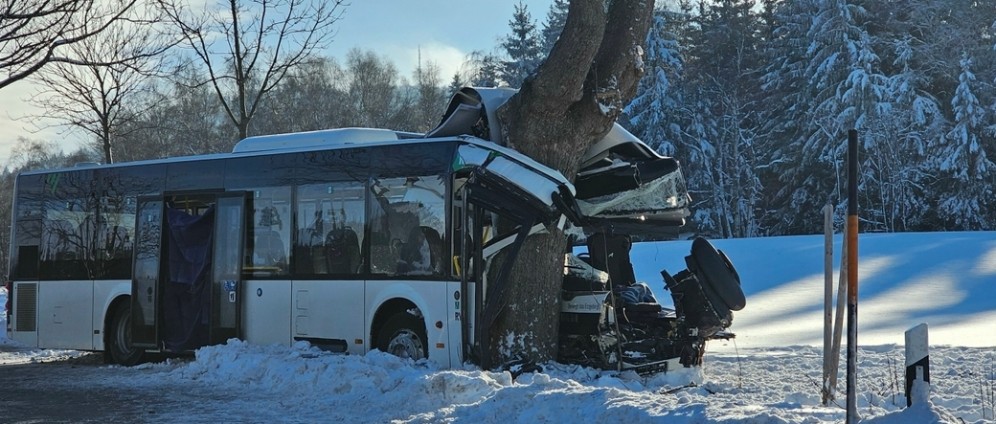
(905, 323, 930, 407)
(845, 129, 860, 423)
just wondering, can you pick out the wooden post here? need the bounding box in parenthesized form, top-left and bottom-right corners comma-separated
(828, 219, 848, 403)
(822, 204, 833, 405)
(846, 129, 860, 423)
(905, 323, 930, 407)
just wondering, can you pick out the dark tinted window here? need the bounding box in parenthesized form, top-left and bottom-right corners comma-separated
(93, 165, 165, 279)
(167, 159, 224, 191)
(371, 143, 453, 179)
(10, 174, 44, 280)
(226, 154, 297, 189)
(39, 169, 96, 280)
(297, 148, 370, 184)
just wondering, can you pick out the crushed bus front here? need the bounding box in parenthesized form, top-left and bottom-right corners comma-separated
(433, 87, 746, 374)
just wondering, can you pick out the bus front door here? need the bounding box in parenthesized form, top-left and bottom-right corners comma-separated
(209, 193, 247, 344)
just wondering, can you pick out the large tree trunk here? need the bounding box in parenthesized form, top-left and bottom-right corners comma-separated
(487, 0, 655, 366)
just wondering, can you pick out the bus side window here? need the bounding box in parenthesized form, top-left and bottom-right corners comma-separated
(369, 176, 446, 277)
(249, 187, 291, 276)
(295, 181, 364, 277)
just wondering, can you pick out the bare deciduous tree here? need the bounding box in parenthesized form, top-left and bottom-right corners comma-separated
(485, 0, 655, 366)
(161, 0, 345, 140)
(27, 4, 174, 164)
(0, 0, 144, 89)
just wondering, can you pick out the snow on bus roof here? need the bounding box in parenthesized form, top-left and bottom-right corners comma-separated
(232, 127, 421, 153)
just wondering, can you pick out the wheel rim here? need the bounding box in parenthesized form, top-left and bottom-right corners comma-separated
(387, 329, 425, 360)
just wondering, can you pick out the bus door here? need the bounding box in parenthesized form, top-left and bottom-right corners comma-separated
(131, 197, 164, 348)
(131, 193, 248, 349)
(208, 193, 248, 344)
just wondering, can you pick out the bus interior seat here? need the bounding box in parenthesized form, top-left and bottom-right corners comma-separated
(420, 226, 443, 274)
(585, 232, 636, 287)
(397, 225, 438, 275)
(254, 230, 286, 269)
(326, 227, 360, 274)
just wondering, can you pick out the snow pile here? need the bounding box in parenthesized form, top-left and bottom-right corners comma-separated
(110, 340, 985, 423)
(149, 339, 707, 422)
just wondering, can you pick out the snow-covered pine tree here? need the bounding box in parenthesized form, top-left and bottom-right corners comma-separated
(799, 0, 889, 232)
(499, 2, 542, 88)
(677, 0, 765, 238)
(860, 13, 943, 231)
(446, 73, 464, 100)
(625, 10, 683, 157)
(756, 0, 821, 234)
(936, 53, 994, 229)
(466, 51, 502, 88)
(539, 0, 569, 58)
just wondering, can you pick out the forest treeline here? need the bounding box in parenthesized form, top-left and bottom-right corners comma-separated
(2, 0, 995, 277)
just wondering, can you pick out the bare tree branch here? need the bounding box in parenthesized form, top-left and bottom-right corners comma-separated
(26, 1, 176, 163)
(161, 0, 345, 140)
(0, 0, 156, 89)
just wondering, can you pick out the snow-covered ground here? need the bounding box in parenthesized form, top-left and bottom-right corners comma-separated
(2, 232, 995, 423)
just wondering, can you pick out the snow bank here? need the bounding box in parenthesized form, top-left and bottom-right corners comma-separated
(113, 340, 985, 423)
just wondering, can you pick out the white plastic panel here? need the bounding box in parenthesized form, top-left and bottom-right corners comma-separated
(292, 279, 365, 354)
(243, 280, 293, 346)
(37, 280, 94, 350)
(447, 281, 468, 367)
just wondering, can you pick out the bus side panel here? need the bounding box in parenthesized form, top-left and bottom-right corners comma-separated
(92, 280, 131, 351)
(365, 280, 449, 367)
(37, 280, 94, 350)
(446, 281, 465, 368)
(292, 279, 364, 354)
(243, 280, 293, 346)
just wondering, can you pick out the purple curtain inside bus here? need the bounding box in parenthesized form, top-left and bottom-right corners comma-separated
(163, 206, 214, 352)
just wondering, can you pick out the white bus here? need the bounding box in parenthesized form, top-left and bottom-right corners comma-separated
(5, 88, 744, 373)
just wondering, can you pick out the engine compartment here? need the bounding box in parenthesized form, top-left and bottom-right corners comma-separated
(558, 234, 744, 374)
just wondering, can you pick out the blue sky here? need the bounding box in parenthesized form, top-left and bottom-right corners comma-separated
(0, 0, 555, 164)
(329, 1, 554, 78)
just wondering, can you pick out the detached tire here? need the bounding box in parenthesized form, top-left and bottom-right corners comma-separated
(377, 312, 428, 361)
(691, 237, 746, 311)
(107, 301, 145, 366)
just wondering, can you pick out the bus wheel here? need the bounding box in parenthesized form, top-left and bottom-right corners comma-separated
(107, 301, 144, 366)
(377, 312, 427, 361)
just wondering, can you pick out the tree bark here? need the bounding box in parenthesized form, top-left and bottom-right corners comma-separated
(487, 0, 655, 366)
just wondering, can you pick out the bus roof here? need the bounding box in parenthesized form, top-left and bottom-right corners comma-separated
(16, 132, 461, 176)
(15, 131, 576, 200)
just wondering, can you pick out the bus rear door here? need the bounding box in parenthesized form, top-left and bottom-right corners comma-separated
(131, 197, 163, 348)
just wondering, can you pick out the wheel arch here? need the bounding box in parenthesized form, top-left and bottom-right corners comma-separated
(369, 297, 424, 352)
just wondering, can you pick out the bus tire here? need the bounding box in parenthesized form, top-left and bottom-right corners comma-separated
(376, 312, 428, 361)
(107, 301, 145, 366)
(691, 237, 746, 311)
